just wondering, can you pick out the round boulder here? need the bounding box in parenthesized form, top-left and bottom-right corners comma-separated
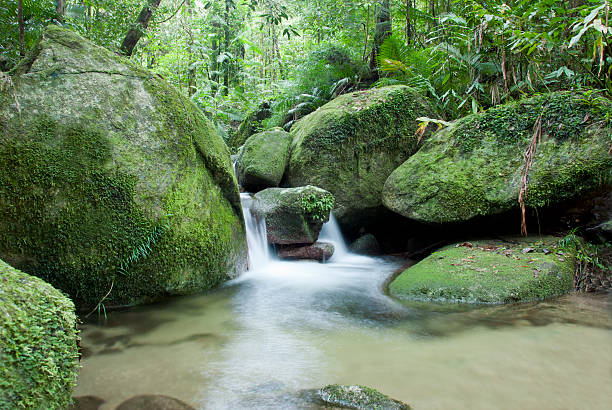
(0, 26, 247, 308)
(236, 128, 292, 192)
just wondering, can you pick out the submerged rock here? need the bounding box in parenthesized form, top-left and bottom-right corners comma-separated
(349, 233, 381, 256)
(236, 127, 292, 192)
(0, 26, 247, 308)
(389, 237, 574, 304)
(252, 186, 334, 245)
(277, 242, 335, 261)
(383, 91, 612, 224)
(115, 395, 194, 410)
(0, 259, 79, 409)
(285, 86, 435, 232)
(318, 385, 410, 410)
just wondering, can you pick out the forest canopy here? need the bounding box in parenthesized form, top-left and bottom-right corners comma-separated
(2, 0, 611, 136)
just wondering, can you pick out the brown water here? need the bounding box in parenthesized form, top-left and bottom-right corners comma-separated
(74, 253, 612, 410)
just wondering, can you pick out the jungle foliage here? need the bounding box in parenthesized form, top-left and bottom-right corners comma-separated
(2, 0, 611, 133)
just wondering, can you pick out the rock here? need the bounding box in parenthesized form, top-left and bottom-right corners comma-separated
(0, 259, 79, 409)
(383, 92, 612, 224)
(0, 26, 247, 308)
(285, 86, 435, 232)
(227, 102, 271, 149)
(389, 237, 574, 304)
(115, 395, 194, 410)
(318, 385, 410, 410)
(69, 396, 106, 410)
(252, 186, 334, 245)
(236, 128, 292, 192)
(277, 242, 334, 261)
(349, 233, 381, 256)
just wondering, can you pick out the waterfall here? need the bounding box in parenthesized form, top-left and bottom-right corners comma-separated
(240, 193, 272, 270)
(318, 214, 349, 260)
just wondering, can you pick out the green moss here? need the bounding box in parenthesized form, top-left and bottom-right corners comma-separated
(389, 237, 574, 304)
(0, 259, 79, 409)
(286, 85, 435, 228)
(318, 384, 410, 410)
(383, 91, 612, 223)
(0, 26, 246, 309)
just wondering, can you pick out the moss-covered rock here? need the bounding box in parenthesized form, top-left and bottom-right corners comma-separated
(227, 102, 271, 150)
(236, 127, 292, 192)
(349, 233, 381, 256)
(0, 26, 247, 308)
(318, 385, 410, 410)
(284, 86, 435, 231)
(0, 259, 79, 409)
(383, 92, 612, 224)
(252, 186, 334, 244)
(389, 237, 574, 304)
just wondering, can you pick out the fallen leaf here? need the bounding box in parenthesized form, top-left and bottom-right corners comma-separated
(522, 247, 535, 253)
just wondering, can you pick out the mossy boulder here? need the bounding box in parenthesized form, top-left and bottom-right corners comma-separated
(284, 86, 435, 231)
(0, 26, 247, 308)
(227, 102, 271, 150)
(0, 259, 79, 409)
(389, 237, 574, 304)
(236, 127, 292, 192)
(277, 242, 334, 261)
(383, 92, 612, 224)
(349, 233, 381, 256)
(252, 186, 334, 244)
(318, 385, 410, 410)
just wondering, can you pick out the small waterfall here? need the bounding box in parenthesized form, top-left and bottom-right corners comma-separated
(319, 214, 349, 260)
(240, 193, 271, 270)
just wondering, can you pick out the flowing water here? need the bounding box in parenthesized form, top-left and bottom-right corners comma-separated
(73, 195, 612, 409)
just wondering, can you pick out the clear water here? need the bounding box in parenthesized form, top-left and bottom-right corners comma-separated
(73, 199, 612, 409)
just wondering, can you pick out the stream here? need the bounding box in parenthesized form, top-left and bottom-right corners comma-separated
(73, 194, 612, 409)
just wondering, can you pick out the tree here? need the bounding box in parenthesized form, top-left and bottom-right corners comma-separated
(121, 0, 163, 56)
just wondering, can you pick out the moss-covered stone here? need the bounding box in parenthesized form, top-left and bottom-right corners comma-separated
(389, 237, 574, 304)
(236, 127, 292, 192)
(252, 186, 334, 244)
(383, 92, 612, 223)
(0, 259, 79, 409)
(285, 86, 435, 230)
(318, 385, 410, 410)
(0, 26, 247, 309)
(227, 102, 271, 150)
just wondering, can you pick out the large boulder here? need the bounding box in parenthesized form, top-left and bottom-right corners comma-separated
(383, 92, 612, 224)
(389, 237, 574, 304)
(236, 128, 292, 192)
(0, 26, 247, 308)
(0, 259, 79, 409)
(284, 85, 435, 231)
(252, 186, 334, 244)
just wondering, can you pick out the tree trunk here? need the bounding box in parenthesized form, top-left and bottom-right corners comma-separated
(406, 0, 411, 44)
(222, 0, 231, 96)
(18, 0, 25, 57)
(369, 0, 392, 75)
(120, 0, 162, 56)
(186, 0, 196, 96)
(55, 0, 66, 22)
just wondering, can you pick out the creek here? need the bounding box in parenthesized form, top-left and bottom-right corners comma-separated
(73, 194, 612, 409)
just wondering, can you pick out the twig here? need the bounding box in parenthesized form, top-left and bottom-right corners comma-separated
(85, 279, 114, 318)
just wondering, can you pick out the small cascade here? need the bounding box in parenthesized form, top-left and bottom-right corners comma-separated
(319, 214, 349, 260)
(240, 193, 272, 270)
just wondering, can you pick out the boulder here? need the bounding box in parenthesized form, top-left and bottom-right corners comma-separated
(383, 92, 612, 224)
(0, 259, 79, 409)
(349, 233, 381, 256)
(284, 85, 435, 232)
(236, 128, 292, 192)
(227, 102, 271, 149)
(252, 186, 334, 245)
(389, 237, 574, 304)
(317, 385, 410, 410)
(277, 242, 334, 261)
(0, 26, 247, 308)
